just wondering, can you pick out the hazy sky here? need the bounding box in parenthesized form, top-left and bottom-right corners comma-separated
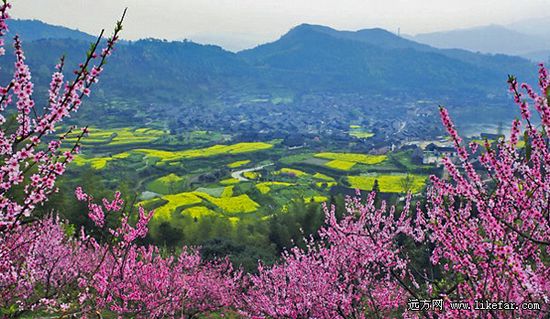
(12, 0, 550, 51)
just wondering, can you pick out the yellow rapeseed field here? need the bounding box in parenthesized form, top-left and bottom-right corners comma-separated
(243, 171, 260, 180)
(303, 195, 328, 203)
(181, 206, 218, 218)
(134, 142, 273, 163)
(316, 181, 337, 188)
(313, 173, 335, 181)
(324, 159, 356, 171)
(315, 152, 387, 165)
(255, 182, 293, 194)
(221, 186, 234, 198)
(195, 192, 259, 214)
(347, 174, 427, 193)
(276, 168, 307, 177)
(66, 127, 164, 146)
(147, 173, 185, 194)
(72, 152, 130, 169)
(152, 192, 203, 220)
(227, 160, 251, 168)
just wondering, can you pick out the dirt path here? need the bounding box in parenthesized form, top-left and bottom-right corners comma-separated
(231, 163, 274, 181)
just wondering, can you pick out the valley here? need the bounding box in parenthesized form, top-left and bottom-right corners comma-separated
(53, 121, 452, 270)
(19, 18, 532, 270)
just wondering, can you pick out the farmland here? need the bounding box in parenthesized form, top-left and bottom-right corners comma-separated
(347, 174, 427, 193)
(325, 159, 356, 171)
(60, 124, 440, 269)
(227, 160, 251, 168)
(133, 142, 273, 164)
(147, 173, 186, 194)
(68, 133, 432, 223)
(348, 125, 375, 139)
(314, 152, 388, 165)
(66, 127, 165, 146)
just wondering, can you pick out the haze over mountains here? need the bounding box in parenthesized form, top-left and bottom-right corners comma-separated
(409, 17, 550, 61)
(6, 19, 94, 42)
(0, 17, 537, 138)
(7, 19, 536, 92)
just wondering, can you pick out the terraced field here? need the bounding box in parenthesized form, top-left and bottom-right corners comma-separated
(72, 152, 130, 169)
(325, 159, 356, 171)
(134, 142, 273, 164)
(141, 192, 203, 220)
(348, 125, 375, 139)
(256, 182, 293, 194)
(147, 174, 185, 194)
(141, 188, 261, 221)
(220, 178, 240, 185)
(347, 174, 427, 193)
(243, 171, 260, 180)
(304, 195, 329, 203)
(313, 173, 335, 181)
(194, 192, 260, 214)
(68, 125, 440, 249)
(71, 142, 273, 170)
(61, 121, 446, 269)
(227, 160, 251, 168)
(67, 127, 165, 146)
(181, 206, 218, 218)
(315, 152, 387, 165)
(276, 168, 307, 177)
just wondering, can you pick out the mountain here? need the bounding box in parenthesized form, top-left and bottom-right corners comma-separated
(239, 24, 534, 94)
(6, 19, 95, 42)
(409, 24, 549, 57)
(508, 16, 550, 39)
(12, 38, 258, 104)
(0, 20, 538, 127)
(521, 50, 550, 63)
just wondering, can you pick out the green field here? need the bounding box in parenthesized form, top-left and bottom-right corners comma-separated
(64, 124, 440, 263)
(313, 173, 335, 181)
(348, 125, 375, 139)
(220, 178, 240, 185)
(147, 174, 185, 194)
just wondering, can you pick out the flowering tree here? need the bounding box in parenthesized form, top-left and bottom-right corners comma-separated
(420, 69, 550, 317)
(74, 188, 242, 318)
(243, 193, 420, 318)
(0, 2, 240, 318)
(0, 0, 549, 317)
(0, 0, 126, 315)
(243, 68, 550, 318)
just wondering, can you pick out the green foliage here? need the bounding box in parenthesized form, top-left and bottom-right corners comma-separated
(146, 173, 186, 194)
(268, 199, 325, 253)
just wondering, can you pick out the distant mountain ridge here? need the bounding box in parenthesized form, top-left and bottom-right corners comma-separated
(409, 23, 550, 61)
(0, 19, 537, 118)
(7, 19, 95, 42)
(239, 23, 534, 94)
